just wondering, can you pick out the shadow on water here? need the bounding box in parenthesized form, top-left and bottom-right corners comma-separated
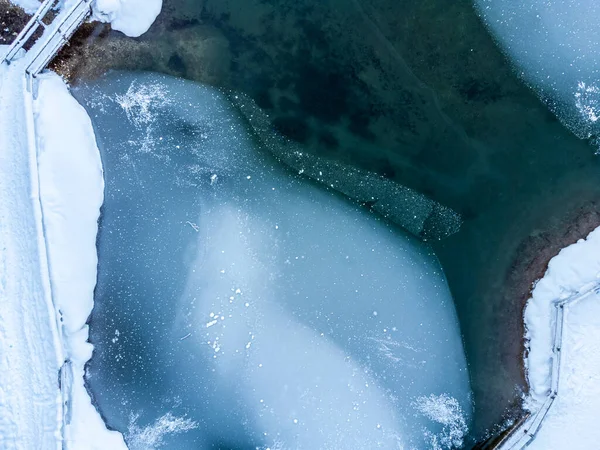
(53, 0, 600, 444)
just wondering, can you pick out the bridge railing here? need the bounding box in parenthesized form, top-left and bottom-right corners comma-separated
(25, 0, 92, 79)
(2, 0, 92, 86)
(1, 0, 59, 65)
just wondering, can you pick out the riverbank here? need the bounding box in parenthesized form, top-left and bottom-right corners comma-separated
(7, 0, 600, 444)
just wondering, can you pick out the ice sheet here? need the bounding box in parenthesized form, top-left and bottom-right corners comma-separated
(77, 71, 473, 449)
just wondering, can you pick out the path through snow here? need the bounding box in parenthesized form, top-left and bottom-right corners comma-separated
(0, 48, 63, 450)
(0, 47, 126, 449)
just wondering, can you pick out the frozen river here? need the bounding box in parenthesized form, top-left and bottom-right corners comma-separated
(75, 71, 472, 449)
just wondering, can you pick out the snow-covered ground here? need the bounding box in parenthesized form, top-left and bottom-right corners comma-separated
(0, 46, 63, 450)
(1, 0, 163, 448)
(92, 0, 163, 37)
(34, 71, 127, 449)
(528, 290, 600, 448)
(522, 227, 600, 448)
(9, 0, 163, 38)
(0, 50, 126, 449)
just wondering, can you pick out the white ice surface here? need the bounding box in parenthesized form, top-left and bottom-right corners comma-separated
(100, 75, 472, 449)
(523, 226, 600, 448)
(76, 73, 472, 449)
(33, 72, 127, 450)
(475, 0, 600, 144)
(92, 0, 163, 37)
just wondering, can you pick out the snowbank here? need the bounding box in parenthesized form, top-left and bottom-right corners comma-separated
(0, 56, 125, 447)
(33, 72, 127, 449)
(92, 0, 163, 37)
(524, 226, 600, 404)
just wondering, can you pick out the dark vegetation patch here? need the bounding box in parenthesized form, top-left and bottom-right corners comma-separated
(272, 115, 310, 143)
(167, 52, 186, 75)
(318, 130, 339, 150)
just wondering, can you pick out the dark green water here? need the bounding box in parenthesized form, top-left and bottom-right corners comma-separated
(70, 0, 600, 444)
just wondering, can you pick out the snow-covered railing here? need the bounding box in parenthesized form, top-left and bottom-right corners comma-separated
(1, 0, 92, 83)
(493, 283, 600, 449)
(25, 0, 92, 79)
(0, 0, 58, 65)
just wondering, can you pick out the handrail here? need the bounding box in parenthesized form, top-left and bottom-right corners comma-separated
(1, 0, 58, 65)
(5, 2, 100, 445)
(25, 0, 92, 79)
(1, 0, 92, 82)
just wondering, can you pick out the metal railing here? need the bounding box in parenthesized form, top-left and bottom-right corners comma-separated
(25, 0, 92, 79)
(2, 0, 92, 82)
(0, 0, 58, 65)
(3, 1, 94, 445)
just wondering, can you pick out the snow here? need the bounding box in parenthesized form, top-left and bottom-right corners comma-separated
(1, 0, 164, 446)
(1, 40, 126, 450)
(522, 226, 600, 448)
(413, 394, 468, 450)
(33, 71, 126, 449)
(524, 227, 600, 403)
(75, 71, 473, 449)
(0, 47, 62, 450)
(8, 0, 162, 38)
(7, 0, 41, 14)
(528, 291, 600, 449)
(92, 0, 163, 38)
(126, 413, 198, 450)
